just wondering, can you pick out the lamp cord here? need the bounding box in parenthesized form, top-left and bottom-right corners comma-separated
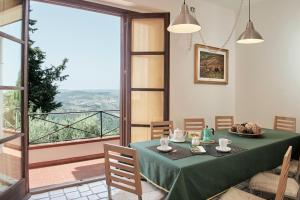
(189, 0, 245, 53)
(249, 0, 251, 21)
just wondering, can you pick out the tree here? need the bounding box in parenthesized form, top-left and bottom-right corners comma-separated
(29, 18, 69, 113)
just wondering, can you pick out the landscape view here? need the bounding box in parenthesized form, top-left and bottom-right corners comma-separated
(200, 51, 225, 79)
(29, 90, 120, 144)
(27, 2, 121, 144)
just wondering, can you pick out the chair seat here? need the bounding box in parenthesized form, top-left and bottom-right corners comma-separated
(274, 159, 299, 177)
(249, 172, 299, 199)
(220, 187, 265, 200)
(112, 181, 166, 200)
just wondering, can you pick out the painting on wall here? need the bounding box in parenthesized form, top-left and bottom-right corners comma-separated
(194, 44, 228, 84)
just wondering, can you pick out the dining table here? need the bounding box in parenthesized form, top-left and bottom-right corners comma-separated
(130, 129, 300, 200)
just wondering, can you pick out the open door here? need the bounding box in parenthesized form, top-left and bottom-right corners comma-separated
(0, 0, 29, 199)
(122, 13, 170, 145)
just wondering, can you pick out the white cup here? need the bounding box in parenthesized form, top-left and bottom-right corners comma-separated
(160, 135, 169, 149)
(219, 138, 232, 150)
(173, 129, 185, 140)
(191, 136, 200, 146)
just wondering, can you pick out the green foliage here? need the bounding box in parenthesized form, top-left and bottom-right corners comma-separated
(3, 91, 21, 131)
(28, 19, 69, 113)
(29, 112, 119, 144)
(200, 67, 224, 79)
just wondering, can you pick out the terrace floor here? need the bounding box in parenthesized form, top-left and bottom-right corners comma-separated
(29, 179, 116, 200)
(30, 159, 105, 189)
(28, 179, 250, 200)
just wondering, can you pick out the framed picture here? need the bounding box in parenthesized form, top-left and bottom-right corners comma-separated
(194, 44, 229, 84)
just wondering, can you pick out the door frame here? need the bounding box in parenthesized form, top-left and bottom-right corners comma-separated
(25, 0, 135, 193)
(124, 13, 170, 145)
(0, 0, 29, 199)
(3, 1, 170, 197)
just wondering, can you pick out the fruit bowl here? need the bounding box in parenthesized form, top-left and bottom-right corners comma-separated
(229, 122, 263, 137)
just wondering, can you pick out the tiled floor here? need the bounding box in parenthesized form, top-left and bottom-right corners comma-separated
(30, 159, 105, 189)
(29, 180, 119, 200)
(29, 179, 277, 200)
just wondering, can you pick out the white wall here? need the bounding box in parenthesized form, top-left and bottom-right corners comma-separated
(124, 0, 237, 128)
(235, 0, 300, 132)
(170, 1, 236, 129)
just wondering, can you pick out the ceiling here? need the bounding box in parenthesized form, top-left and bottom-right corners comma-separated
(202, 0, 265, 11)
(85, 0, 266, 13)
(85, 0, 162, 12)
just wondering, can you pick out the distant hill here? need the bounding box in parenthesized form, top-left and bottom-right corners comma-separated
(54, 89, 120, 112)
(29, 89, 120, 144)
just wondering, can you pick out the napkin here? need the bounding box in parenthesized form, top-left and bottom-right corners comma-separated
(193, 146, 206, 153)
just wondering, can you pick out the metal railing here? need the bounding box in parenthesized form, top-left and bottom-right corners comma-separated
(29, 110, 120, 144)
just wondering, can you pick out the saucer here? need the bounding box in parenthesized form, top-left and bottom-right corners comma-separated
(157, 146, 172, 152)
(216, 146, 231, 153)
(170, 138, 185, 143)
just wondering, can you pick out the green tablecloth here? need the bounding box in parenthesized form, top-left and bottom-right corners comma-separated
(130, 129, 300, 200)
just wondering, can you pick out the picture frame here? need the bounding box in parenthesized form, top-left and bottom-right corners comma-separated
(194, 44, 229, 85)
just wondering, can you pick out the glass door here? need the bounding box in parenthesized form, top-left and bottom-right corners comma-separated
(124, 13, 170, 144)
(0, 0, 29, 199)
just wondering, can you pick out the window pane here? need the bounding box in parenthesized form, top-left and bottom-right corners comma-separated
(0, 90, 21, 140)
(0, 136, 22, 194)
(131, 55, 164, 88)
(0, 37, 22, 86)
(131, 127, 150, 143)
(132, 18, 164, 52)
(131, 91, 163, 124)
(0, 0, 23, 39)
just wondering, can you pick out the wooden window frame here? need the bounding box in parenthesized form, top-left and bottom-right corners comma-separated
(0, 0, 29, 199)
(125, 13, 170, 145)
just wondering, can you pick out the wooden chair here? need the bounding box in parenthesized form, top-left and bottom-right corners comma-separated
(215, 116, 234, 131)
(184, 118, 205, 131)
(249, 146, 300, 200)
(273, 116, 299, 180)
(221, 146, 299, 200)
(274, 116, 296, 132)
(104, 144, 165, 200)
(150, 121, 173, 140)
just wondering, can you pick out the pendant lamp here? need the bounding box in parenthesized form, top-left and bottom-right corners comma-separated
(167, 0, 201, 34)
(237, 0, 264, 44)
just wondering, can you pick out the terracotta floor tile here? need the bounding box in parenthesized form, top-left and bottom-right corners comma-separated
(30, 159, 105, 189)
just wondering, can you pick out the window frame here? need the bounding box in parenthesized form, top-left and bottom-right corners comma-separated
(0, 0, 29, 199)
(124, 13, 170, 145)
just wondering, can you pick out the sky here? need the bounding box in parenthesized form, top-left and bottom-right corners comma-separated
(29, 2, 121, 90)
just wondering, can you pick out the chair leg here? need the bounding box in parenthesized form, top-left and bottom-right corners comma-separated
(296, 173, 300, 183)
(107, 185, 112, 200)
(249, 188, 254, 194)
(138, 195, 142, 200)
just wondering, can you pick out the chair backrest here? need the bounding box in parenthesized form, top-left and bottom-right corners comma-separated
(184, 118, 205, 131)
(274, 116, 296, 132)
(150, 121, 173, 140)
(104, 144, 142, 197)
(275, 146, 292, 200)
(215, 116, 234, 131)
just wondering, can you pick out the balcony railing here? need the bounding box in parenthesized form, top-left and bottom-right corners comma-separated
(28, 110, 120, 145)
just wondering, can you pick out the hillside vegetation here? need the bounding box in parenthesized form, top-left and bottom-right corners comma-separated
(29, 90, 120, 144)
